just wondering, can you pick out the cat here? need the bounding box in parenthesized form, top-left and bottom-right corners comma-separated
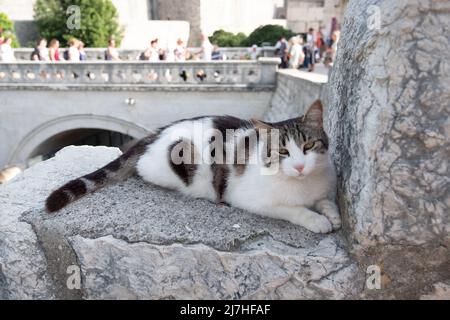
(45, 100, 341, 233)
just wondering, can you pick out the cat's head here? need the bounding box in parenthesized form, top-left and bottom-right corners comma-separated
(252, 100, 329, 178)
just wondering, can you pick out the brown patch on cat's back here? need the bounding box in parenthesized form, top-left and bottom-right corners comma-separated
(168, 138, 198, 186)
(213, 115, 250, 136)
(211, 163, 229, 203)
(234, 135, 247, 176)
(233, 131, 258, 176)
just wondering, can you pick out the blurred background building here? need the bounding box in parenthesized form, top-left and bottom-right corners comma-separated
(0, 0, 346, 48)
(286, 0, 348, 33)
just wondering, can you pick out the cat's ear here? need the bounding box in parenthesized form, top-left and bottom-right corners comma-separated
(302, 99, 323, 127)
(250, 118, 273, 131)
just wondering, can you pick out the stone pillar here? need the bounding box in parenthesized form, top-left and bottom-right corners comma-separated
(258, 57, 281, 86)
(326, 0, 449, 297)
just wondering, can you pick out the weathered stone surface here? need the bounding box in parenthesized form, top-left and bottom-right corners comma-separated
(327, 0, 450, 248)
(420, 281, 450, 300)
(70, 236, 358, 299)
(324, 0, 450, 298)
(1, 146, 359, 299)
(0, 146, 122, 299)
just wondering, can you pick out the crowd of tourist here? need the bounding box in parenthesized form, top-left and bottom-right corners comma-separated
(0, 32, 264, 63)
(23, 37, 87, 62)
(0, 33, 230, 62)
(0, 29, 340, 69)
(133, 34, 224, 62)
(275, 27, 341, 71)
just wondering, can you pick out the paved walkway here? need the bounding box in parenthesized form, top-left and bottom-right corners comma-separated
(279, 63, 329, 84)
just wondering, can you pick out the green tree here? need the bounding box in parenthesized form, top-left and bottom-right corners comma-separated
(0, 12, 20, 47)
(209, 29, 247, 47)
(34, 0, 123, 47)
(243, 24, 296, 46)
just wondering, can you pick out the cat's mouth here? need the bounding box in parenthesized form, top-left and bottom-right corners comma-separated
(288, 172, 306, 180)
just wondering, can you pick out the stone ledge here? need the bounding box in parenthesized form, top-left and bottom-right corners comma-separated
(277, 69, 329, 84)
(0, 146, 359, 299)
(0, 84, 276, 92)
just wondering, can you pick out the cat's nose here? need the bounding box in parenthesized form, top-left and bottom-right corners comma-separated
(294, 164, 305, 173)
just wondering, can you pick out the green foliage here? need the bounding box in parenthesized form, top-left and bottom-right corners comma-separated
(209, 29, 247, 47)
(243, 24, 296, 46)
(34, 0, 123, 47)
(0, 12, 20, 47)
(209, 25, 296, 48)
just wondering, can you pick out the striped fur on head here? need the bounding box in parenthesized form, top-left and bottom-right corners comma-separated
(168, 138, 198, 186)
(272, 100, 329, 153)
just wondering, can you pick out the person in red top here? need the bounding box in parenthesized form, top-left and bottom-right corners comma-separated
(316, 30, 325, 60)
(49, 39, 61, 61)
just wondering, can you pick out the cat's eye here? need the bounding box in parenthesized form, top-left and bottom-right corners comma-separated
(278, 148, 289, 156)
(303, 141, 315, 151)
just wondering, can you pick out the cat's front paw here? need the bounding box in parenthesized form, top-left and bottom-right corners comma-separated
(301, 214, 332, 234)
(316, 200, 341, 230)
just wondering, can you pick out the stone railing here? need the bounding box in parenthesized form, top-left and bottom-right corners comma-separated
(12, 47, 276, 61)
(0, 58, 280, 88)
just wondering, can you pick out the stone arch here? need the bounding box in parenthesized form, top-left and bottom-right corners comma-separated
(8, 114, 148, 165)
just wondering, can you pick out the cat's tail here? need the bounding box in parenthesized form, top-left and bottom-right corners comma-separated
(45, 135, 155, 213)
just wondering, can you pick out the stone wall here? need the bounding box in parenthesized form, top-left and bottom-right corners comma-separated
(264, 69, 328, 122)
(327, 0, 450, 248)
(325, 0, 449, 298)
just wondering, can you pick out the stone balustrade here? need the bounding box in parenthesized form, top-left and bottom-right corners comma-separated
(0, 58, 280, 88)
(12, 47, 276, 61)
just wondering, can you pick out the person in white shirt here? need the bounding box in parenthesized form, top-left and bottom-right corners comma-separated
(68, 38, 80, 62)
(174, 38, 186, 62)
(31, 38, 49, 61)
(199, 33, 213, 61)
(105, 38, 120, 61)
(331, 30, 341, 62)
(250, 44, 258, 60)
(0, 37, 15, 62)
(149, 39, 160, 62)
(288, 36, 304, 69)
(139, 39, 159, 61)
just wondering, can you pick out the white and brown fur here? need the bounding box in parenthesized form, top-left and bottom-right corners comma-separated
(46, 100, 341, 233)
